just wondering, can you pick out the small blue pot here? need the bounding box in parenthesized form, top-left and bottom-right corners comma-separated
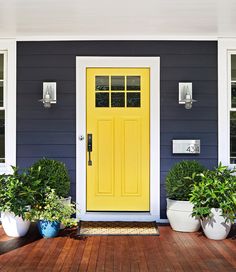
(37, 220, 60, 238)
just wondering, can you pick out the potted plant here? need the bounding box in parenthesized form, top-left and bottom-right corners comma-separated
(166, 160, 206, 232)
(30, 158, 72, 229)
(190, 163, 236, 240)
(0, 167, 41, 237)
(29, 188, 77, 238)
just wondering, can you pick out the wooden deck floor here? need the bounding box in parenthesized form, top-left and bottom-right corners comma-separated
(0, 224, 235, 272)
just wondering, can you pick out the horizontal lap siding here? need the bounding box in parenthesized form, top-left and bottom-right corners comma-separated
(17, 41, 218, 218)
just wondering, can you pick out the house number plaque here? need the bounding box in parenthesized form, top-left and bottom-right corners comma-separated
(172, 140, 200, 154)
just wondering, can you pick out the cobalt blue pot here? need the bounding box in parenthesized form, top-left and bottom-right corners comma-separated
(37, 220, 60, 238)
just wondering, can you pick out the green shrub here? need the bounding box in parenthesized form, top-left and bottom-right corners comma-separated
(165, 160, 206, 201)
(190, 163, 236, 222)
(30, 158, 70, 198)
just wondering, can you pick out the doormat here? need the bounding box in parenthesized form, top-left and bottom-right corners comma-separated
(78, 221, 159, 236)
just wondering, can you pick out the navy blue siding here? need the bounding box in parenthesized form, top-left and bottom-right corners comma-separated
(17, 41, 218, 219)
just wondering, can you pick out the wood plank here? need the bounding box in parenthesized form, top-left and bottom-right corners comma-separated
(119, 236, 131, 272)
(43, 238, 68, 269)
(0, 225, 235, 271)
(190, 231, 232, 271)
(0, 226, 42, 271)
(15, 237, 48, 271)
(113, 236, 123, 272)
(128, 237, 142, 272)
(35, 237, 63, 271)
(78, 237, 93, 272)
(96, 236, 107, 272)
(69, 238, 87, 272)
(59, 238, 85, 272)
(178, 231, 216, 271)
(4, 241, 36, 272)
(163, 227, 206, 271)
(175, 230, 209, 271)
(104, 236, 114, 272)
(141, 236, 168, 271)
(52, 239, 74, 272)
(86, 236, 101, 272)
(156, 227, 183, 271)
(211, 239, 236, 268)
(132, 236, 149, 272)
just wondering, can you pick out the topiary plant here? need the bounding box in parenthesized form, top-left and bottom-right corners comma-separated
(30, 158, 70, 199)
(165, 160, 206, 201)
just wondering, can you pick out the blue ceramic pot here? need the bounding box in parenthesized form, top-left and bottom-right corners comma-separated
(37, 220, 60, 238)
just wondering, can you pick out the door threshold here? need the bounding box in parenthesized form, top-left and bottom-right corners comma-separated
(79, 211, 158, 222)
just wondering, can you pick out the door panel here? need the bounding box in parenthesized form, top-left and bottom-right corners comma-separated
(122, 118, 141, 196)
(96, 118, 114, 195)
(86, 68, 150, 211)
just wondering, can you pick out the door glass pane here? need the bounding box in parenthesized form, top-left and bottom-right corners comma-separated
(127, 92, 140, 107)
(95, 76, 109, 91)
(232, 55, 236, 81)
(0, 54, 3, 80)
(0, 110, 5, 163)
(0, 81, 3, 107)
(111, 76, 125, 90)
(127, 76, 140, 90)
(111, 93, 125, 107)
(96, 92, 109, 107)
(230, 111, 236, 163)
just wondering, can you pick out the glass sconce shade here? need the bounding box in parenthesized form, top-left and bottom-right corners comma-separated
(39, 82, 57, 108)
(179, 82, 197, 110)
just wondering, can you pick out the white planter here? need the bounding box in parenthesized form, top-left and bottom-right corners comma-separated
(166, 198, 200, 232)
(1, 212, 30, 237)
(61, 196, 72, 206)
(201, 208, 231, 240)
(60, 196, 72, 229)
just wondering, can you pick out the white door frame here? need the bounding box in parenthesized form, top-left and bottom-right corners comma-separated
(76, 57, 160, 222)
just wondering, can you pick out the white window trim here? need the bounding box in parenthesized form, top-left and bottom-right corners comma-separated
(0, 40, 16, 174)
(76, 57, 162, 222)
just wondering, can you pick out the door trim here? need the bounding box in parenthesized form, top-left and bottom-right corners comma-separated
(76, 57, 160, 222)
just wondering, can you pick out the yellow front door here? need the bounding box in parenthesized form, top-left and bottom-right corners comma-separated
(86, 68, 150, 211)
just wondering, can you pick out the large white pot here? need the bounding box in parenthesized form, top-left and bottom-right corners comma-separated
(201, 208, 231, 240)
(1, 212, 31, 237)
(166, 198, 200, 232)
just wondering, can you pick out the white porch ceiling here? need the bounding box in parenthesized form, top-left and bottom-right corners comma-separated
(0, 0, 236, 39)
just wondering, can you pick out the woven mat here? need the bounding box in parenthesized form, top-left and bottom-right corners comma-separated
(78, 221, 159, 236)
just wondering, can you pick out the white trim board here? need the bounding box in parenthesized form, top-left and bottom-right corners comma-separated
(0, 40, 16, 174)
(16, 35, 218, 41)
(218, 39, 236, 166)
(76, 57, 160, 222)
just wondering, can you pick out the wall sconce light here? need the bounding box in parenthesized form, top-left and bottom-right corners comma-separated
(39, 82, 57, 108)
(179, 82, 197, 109)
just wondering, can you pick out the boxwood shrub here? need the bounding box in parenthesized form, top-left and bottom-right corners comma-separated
(165, 160, 206, 201)
(30, 158, 70, 198)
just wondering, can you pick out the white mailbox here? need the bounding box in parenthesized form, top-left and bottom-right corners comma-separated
(172, 140, 200, 154)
